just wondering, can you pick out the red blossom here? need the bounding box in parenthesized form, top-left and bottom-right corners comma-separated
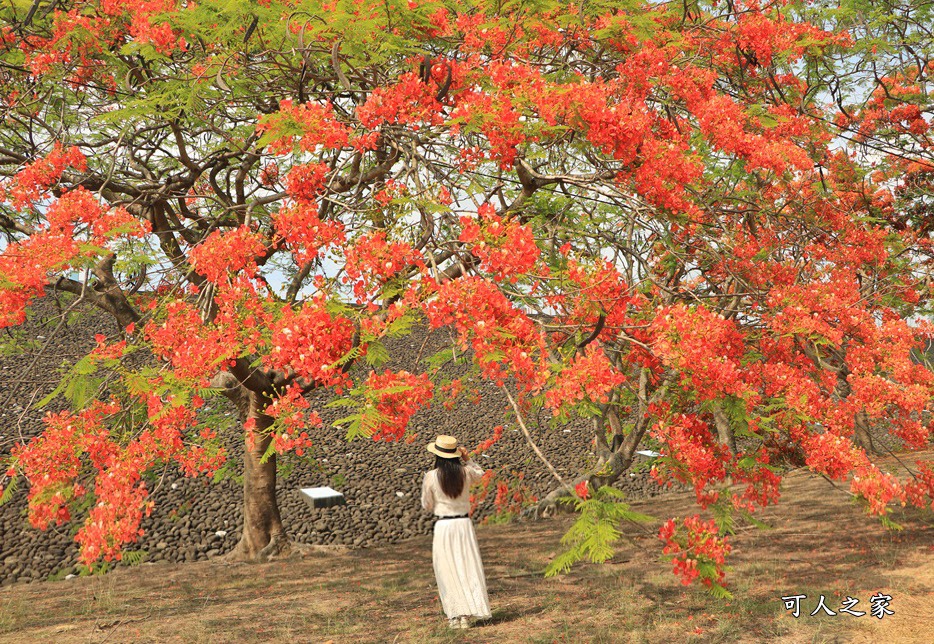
(264, 295, 355, 387)
(188, 226, 267, 284)
(363, 370, 433, 441)
(343, 231, 423, 302)
(272, 201, 346, 267)
(11, 392, 224, 566)
(458, 203, 540, 282)
(145, 299, 237, 383)
(264, 385, 320, 457)
(5, 144, 86, 209)
(423, 276, 547, 390)
(357, 71, 445, 130)
(257, 99, 350, 155)
(659, 515, 731, 588)
(546, 346, 626, 416)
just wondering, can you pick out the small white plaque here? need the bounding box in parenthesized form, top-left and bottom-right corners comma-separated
(299, 486, 346, 509)
(635, 450, 662, 458)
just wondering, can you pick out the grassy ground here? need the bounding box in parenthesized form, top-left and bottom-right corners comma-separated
(1, 452, 932, 643)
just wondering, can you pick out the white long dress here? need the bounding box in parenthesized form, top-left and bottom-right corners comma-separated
(421, 460, 492, 620)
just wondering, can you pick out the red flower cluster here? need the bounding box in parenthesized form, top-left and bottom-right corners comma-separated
(257, 99, 350, 155)
(474, 424, 504, 454)
(343, 231, 423, 302)
(91, 334, 128, 361)
(439, 378, 464, 410)
(12, 391, 225, 566)
(44, 188, 150, 246)
(357, 71, 445, 130)
(470, 468, 535, 518)
(272, 202, 346, 267)
(0, 186, 149, 328)
(265, 385, 321, 457)
(545, 346, 626, 416)
(650, 414, 730, 508)
(904, 461, 934, 512)
(285, 162, 330, 202)
(210, 276, 275, 355)
(423, 276, 546, 389)
(97, 0, 188, 56)
(450, 90, 526, 168)
(259, 162, 280, 187)
(145, 299, 237, 384)
(0, 229, 78, 328)
(458, 204, 540, 282)
(651, 304, 753, 402)
(549, 258, 636, 345)
(802, 432, 868, 481)
(730, 449, 782, 511)
(849, 463, 905, 516)
(12, 404, 115, 531)
(4, 144, 86, 209)
(188, 226, 266, 284)
(21, 9, 106, 79)
(659, 515, 731, 588)
(264, 296, 355, 387)
(363, 370, 433, 441)
(129, 14, 185, 55)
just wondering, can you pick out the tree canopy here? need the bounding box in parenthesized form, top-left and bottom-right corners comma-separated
(1, 0, 933, 591)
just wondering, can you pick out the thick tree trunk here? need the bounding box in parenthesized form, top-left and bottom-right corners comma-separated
(210, 375, 292, 563)
(853, 409, 877, 456)
(711, 401, 737, 454)
(228, 393, 291, 562)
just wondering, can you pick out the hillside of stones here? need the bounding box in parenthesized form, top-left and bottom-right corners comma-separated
(0, 295, 673, 585)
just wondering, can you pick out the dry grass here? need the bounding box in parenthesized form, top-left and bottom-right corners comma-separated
(1, 452, 932, 643)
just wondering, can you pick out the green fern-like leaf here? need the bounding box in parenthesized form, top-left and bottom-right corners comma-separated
(0, 475, 18, 507)
(712, 499, 736, 536)
(364, 340, 390, 367)
(879, 513, 903, 531)
(707, 583, 733, 600)
(546, 485, 655, 577)
(122, 550, 148, 566)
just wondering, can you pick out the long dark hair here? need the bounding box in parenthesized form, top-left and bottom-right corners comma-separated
(435, 455, 465, 499)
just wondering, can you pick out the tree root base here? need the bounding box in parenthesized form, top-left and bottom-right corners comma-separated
(222, 536, 349, 564)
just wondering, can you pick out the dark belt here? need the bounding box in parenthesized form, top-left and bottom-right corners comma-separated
(435, 514, 468, 521)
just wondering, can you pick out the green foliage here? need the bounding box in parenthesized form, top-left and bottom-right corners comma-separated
(121, 550, 148, 566)
(705, 579, 733, 600)
(878, 513, 903, 531)
(211, 460, 242, 485)
(0, 327, 41, 357)
(545, 485, 654, 577)
(363, 340, 389, 368)
(0, 475, 18, 508)
(424, 346, 458, 371)
(711, 498, 736, 536)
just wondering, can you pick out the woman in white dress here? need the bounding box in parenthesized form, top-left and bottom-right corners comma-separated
(421, 435, 492, 629)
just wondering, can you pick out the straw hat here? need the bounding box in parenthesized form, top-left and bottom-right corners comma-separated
(426, 435, 461, 459)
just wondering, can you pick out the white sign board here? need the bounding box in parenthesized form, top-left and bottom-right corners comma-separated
(299, 486, 346, 509)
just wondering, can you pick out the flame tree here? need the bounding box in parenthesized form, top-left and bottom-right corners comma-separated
(1, 0, 933, 589)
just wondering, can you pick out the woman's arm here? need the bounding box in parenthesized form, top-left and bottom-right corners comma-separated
(420, 471, 435, 512)
(459, 447, 485, 484)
